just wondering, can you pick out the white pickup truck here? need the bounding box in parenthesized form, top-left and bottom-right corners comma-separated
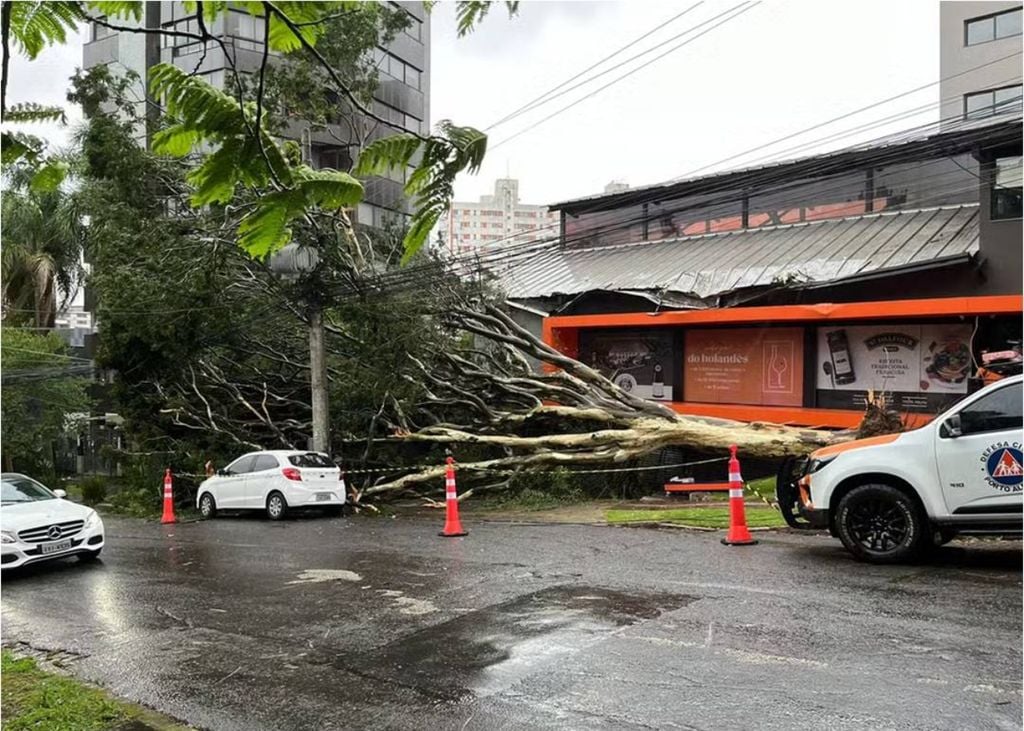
(777, 375, 1022, 563)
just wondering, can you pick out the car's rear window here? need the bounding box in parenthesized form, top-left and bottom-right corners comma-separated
(288, 453, 336, 468)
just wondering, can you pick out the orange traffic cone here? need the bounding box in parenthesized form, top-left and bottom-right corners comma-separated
(161, 468, 176, 524)
(721, 445, 756, 546)
(439, 457, 468, 538)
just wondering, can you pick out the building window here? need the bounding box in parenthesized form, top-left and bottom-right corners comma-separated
(964, 85, 1023, 119)
(90, 20, 115, 41)
(403, 17, 422, 42)
(965, 8, 1023, 45)
(992, 156, 1023, 220)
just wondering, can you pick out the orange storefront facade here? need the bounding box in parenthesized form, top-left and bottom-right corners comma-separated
(542, 295, 1023, 428)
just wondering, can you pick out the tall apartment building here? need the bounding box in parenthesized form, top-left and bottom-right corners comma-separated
(441, 178, 560, 254)
(939, 2, 1022, 125)
(83, 1, 429, 227)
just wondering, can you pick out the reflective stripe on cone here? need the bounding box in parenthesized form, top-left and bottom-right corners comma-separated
(721, 445, 756, 546)
(439, 456, 468, 538)
(161, 468, 176, 525)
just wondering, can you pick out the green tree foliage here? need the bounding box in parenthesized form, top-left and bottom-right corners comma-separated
(4, 1, 517, 263)
(1, 177, 85, 329)
(73, 69, 492, 467)
(1, 328, 90, 475)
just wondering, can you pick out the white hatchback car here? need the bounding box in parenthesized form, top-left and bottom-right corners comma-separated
(1, 473, 105, 569)
(196, 451, 345, 520)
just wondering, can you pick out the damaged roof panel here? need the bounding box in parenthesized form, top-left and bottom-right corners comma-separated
(496, 204, 980, 301)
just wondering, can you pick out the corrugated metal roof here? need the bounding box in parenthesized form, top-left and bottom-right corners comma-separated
(550, 112, 1022, 211)
(497, 204, 980, 301)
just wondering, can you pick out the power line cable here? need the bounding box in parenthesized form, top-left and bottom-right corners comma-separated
(667, 49, 1024, 180)
(490, 2, 761, 151)
(485, 1, 705, 131)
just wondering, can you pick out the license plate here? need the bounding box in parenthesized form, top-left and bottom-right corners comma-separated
(41, 540, 72, 555)
(315, 493, 332, 502)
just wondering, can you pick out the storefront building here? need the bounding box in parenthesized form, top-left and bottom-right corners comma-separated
(500, 114, 1023, 428)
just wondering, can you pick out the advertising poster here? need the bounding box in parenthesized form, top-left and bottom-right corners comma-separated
(683, 328, 804, 406)
(578, 330, 675, 402)
(815, 323, 972, 411)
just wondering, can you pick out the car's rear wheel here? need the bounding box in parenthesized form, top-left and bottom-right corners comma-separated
(199, 493, 217, 519)
(266, 491, 288, 520)
(836, 483, 926, 564)
(78, 549, 101, 562)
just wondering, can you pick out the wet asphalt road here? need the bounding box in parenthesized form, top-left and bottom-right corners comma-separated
(2, 514, 1021, 731)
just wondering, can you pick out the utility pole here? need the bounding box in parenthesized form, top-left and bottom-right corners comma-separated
(269, 242, 330, 454)
(308, 305, 329, 452)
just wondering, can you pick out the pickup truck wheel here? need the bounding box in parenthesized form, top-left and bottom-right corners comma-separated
(836, 483, 925, 564)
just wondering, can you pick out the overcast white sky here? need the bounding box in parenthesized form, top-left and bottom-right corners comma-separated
(7, 1, 942, 207)
(431, 0, 941, 205)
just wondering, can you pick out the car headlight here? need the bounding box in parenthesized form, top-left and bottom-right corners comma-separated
(1, 530, 17, 544)
(84, 510, 100, 528)
(807, 456, 836, 475)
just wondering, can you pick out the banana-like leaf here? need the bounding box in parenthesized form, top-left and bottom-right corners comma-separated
(29, 161, 70, 193)
(1, 132, 42, 166)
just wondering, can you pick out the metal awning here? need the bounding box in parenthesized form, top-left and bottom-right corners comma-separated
(495, 204, 980, 301)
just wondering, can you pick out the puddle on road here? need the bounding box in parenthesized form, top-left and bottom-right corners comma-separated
(286, 569, 362, 585)
(344, 585, 694, 702)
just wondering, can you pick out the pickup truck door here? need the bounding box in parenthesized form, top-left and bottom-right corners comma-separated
(935, 381, 1023, 516)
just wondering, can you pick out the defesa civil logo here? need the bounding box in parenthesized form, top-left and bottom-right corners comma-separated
(981, 442, 1023, 492)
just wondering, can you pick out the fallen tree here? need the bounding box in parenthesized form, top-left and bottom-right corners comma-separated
(359, 302, 844, 498)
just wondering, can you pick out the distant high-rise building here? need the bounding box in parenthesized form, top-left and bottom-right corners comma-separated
(939, 2, 1022, 126)
(83, 1, 429, 227)
(441, 179, 560, 254)
(603, 180, 629, 194)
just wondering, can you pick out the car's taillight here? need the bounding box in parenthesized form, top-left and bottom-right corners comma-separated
(282, 467, 302, 481)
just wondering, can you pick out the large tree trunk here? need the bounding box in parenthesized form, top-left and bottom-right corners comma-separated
(361, 302, 844, 497)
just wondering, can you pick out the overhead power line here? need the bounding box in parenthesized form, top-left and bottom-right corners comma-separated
(668, 48, 1024, 181)
(485, 1, 705, 131)
(490, 2, 762, 151)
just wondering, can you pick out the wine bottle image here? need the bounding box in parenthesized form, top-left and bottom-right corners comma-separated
(826, 329, 856, 385)
(652, 362, 665, 399)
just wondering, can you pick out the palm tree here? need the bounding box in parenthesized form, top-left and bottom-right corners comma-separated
(1, 181, 85, 330)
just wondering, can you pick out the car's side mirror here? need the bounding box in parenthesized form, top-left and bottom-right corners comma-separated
(216, 468, 228, 476)
(944, 413, 963, 438)
(53, 489, 67, 499)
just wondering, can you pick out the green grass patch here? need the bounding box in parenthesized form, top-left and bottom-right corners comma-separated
(606, 506, 786, 529)
(1, 650, 189, 731)
(2, 650, 126, 730)
(745, 476, 776, 501)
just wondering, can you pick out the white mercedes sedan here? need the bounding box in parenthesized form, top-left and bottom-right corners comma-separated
(1, 473, 105, 569)
(196, 450, 345, 520)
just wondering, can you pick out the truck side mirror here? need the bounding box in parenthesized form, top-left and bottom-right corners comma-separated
(944, 413, 963, 438)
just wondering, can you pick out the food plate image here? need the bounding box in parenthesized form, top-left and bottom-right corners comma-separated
(924, 340, 971, 385)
